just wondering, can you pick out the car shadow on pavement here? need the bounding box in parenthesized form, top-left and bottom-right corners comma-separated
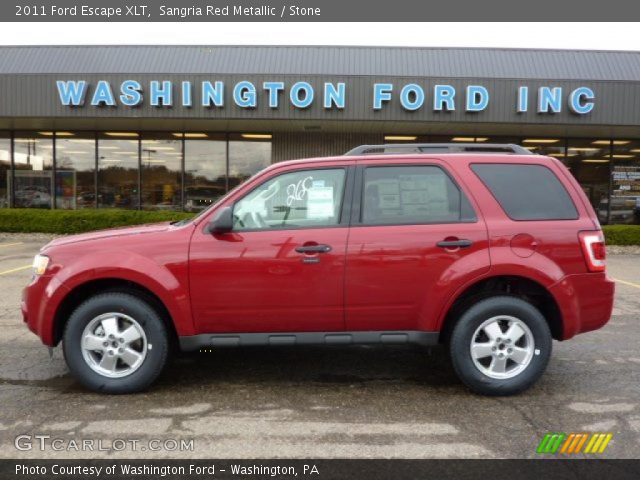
(153, 345, 461, 391)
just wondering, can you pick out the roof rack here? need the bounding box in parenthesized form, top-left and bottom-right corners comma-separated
(344, 143, 533, 156)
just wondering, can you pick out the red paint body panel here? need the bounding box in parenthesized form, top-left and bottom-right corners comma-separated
(23, 223, 195, 344)
(189, 227, 348, 332)
(188, 159, 352, 333)
(345, 223, 491, 331)
(22, 274, 69, 345)
(549, 272, 615, 339)
(345, 156, 491, 331)
(22, 153, 614, 347)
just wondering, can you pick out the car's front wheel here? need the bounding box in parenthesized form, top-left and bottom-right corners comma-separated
(63, 292, 169, 394)
(449, 296, 552, 396)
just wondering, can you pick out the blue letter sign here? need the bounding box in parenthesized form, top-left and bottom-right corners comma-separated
(56, 80, 87, 106)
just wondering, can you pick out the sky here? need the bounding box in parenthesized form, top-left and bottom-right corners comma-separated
(0, 22, 639, 51)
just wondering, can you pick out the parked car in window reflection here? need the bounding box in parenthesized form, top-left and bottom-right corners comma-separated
(597, 196, 638, 224)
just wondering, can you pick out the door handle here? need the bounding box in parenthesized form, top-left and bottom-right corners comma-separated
(295, 244, 332, 254)
(436, 239, 473, 249)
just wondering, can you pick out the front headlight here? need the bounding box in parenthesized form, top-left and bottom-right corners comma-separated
(32, 254, 50, 275)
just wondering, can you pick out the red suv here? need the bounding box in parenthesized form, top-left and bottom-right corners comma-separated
(22, 144, 615, 395)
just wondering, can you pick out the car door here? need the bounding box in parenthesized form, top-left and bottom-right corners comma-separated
(189, 164, 353, 333)
(345, 159, 490, 332)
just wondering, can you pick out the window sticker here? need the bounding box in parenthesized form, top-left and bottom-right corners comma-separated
(307, 186, 335, 219)
(286, 176, 313, 206)
(377, 179, 401, 208)
(399, 174, 449, 215)
(401, 190, 429, 204)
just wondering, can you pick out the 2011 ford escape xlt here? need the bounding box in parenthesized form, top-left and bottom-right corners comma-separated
(22, 143, 615, 395)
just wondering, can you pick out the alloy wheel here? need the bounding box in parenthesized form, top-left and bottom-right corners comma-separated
(469, 315, 535, 379)
(80, 313, 148, 378)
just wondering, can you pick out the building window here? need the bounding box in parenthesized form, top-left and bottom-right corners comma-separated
(98, 132, 139, 209)
(433, 135, 492, 143)
(141, 134, 182, 210)
(383, 135, 427, 143)
(55, 132, 96, 209)
(520, 138, 566, 159)
(183, 133, 227, 212)
(228, 133, 272, 191)
(566, 139, 611, 215)
(0, 133, 9, 208)
(474, 136, 522, 145)
(610, 140, 640, 225)
(13, 132, 54, 209)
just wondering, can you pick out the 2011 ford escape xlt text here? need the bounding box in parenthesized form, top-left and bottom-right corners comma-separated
(21, 143, 615, 395)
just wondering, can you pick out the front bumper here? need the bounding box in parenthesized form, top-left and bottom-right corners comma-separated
(549, 272, 615, 340)
(22, 273, 68, 346)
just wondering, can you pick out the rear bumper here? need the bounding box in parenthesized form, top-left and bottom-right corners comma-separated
(550, 272, 615, 340)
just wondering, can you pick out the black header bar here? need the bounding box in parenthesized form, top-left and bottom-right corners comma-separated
(5, 0, 640, 22)
(4, 459, 640, 480)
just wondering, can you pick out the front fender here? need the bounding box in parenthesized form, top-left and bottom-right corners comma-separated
(46, 249, 194, 342)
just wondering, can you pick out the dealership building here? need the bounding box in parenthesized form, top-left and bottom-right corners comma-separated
(0, 45, 639, 223)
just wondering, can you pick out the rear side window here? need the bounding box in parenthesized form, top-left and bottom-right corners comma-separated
(361, 165, 476, 225)
(471, 164, 578, 221)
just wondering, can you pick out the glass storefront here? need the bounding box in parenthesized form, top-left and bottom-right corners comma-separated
(431, 135, 521, 144)
(566, 139, 611, 218)
(0, 133, 9, 208)
(228, 133, 272, 190)
(520, 138, 566, 158)
(55, 132, 95, 209)
(141, 134, 182, 210)
(183, 133, 227, 212)
(610, 140, 640, 225)
(0, 130, 639, 224)
(1, 131, 273, 212)
(98, 133, 140, 209)
(13, 132, 54, 209)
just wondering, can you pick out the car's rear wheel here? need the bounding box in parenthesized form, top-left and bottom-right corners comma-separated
(63, 292, 169, 394)
(449, 296, 551, 396)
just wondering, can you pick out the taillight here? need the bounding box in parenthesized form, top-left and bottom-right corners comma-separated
(579, 231, 606, 272)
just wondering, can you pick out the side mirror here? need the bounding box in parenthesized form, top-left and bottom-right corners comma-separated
(206, 206, 234, 234)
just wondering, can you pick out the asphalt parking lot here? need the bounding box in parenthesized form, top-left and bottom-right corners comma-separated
(0, 234, 638, 459)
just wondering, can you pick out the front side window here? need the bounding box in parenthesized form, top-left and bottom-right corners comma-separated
(233, 168, 346, 231)
(361, 165, 476, 225)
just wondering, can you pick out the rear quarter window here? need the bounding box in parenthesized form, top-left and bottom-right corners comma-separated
(471, 163, 578, 221)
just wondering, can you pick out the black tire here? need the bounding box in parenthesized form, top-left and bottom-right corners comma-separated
(449, 296, 552, 396)
(63, 292, 169, 394)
